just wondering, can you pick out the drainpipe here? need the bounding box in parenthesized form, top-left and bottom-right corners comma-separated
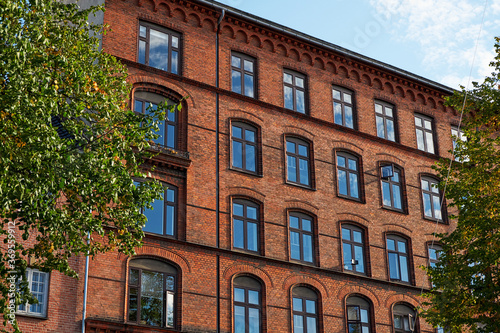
(215, 8, 225, 333)
(81, 231, 90, 333)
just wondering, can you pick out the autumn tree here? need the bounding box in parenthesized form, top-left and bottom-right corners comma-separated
(422, 37, 500, 333)
(0, 0, 169, 330)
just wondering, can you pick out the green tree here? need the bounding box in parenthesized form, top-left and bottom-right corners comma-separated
(422, 37, 500, 333)
(0, 0, 170, 330)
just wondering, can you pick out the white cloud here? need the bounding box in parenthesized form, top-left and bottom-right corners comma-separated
(369, 0, 497, 87)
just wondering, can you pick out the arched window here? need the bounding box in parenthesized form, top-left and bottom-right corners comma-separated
(346, 296, 372, 333)
(387, 235, 410, 283)
(292, 286, 319, 333)
(336, 152, 361, 200)
(375, 100, 397, 142)
(134, 91, 177, 149)
(231, 121, 260, 174)
(128, 258, 178, 328)
(289, 212, 315, 264)
(393, 303, 417, 332)
(341, 224, 366, 274)
(332, 86, 355, 129)
(286, 137, 313, 187)
(233, 199, 260, 253)
(233, 276, 262, 333)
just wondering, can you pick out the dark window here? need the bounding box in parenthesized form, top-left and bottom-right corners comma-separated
(346, 296, 371, 333)
(134, 91, 177, 149)
(136, 181, 177, 237)
(381, 165, 403, 211)
(233, 276, 262, 333)
(128, 258, 177, 328)
(387, 235, 410, 283)
(231, 53, 255, 98)
(233, 200, 259, 253)
(342, 225, 365, 274)
(292, 287, 319, 333)
(421, 177, 443, 220)
(332, 87, 354, 128)
(337, 152, 360, 200)
(393, 304, 416, 333)
(289, 213, 315, 264)
(451, 126, 468, 162)
(375, 101, 396, 142)
(415, 114, 435, 153)
(284, 70, 306, 113)
(138, 22, 180, 74)
(17, 268, 49, 317)
(231, 122, 258, 174)
(286, 137, 312, 187)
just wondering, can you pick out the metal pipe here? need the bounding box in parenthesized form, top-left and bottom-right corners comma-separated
(81, 231, 90, 333)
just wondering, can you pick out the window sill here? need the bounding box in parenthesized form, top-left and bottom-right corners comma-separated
(229, 167, 263, 178)
(285, 181, 315, 191)
(290, 259, 316, 267)
(232, 248, 261, 256)
(15, 313, 48, 320)
(423, 216, 447, 224)
(338, 194, 364, 203)
(342, 269, 368, 277)
(381, 206, 406, 214)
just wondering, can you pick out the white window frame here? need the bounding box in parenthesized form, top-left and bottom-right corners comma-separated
(17, 268, 49, 317)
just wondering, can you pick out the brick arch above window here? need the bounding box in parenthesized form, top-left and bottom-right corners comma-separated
(284, 199, 319, 215)
(335, 214, 371, 228)
(282, 274, 328, 298)
(228, 187, 266, 203)
(224, 264, 274, 288)
(283, 126, 315, 142)
(131, 247, 191, 274)
(338, 289, 380, 308)
(127, 75, 194, 108)
(385, 295, 420, 309)
(332, 141, 364, 156)
(228, 110, 264, 127)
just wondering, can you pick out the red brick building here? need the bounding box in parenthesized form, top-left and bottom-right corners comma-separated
(16, 0, 460, 332)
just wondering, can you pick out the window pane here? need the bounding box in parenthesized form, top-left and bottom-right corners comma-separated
(347, 306, 359, 320)
(349, 173, 359, 198)
(345, 106, 353, 128)
(332, 89, 341, 100)
(143, 193, 164, 235)
(171, 51, 178, 74)
(233, 219, 244, 248)
(306, 317, 317, 333)
(337, 155, 346, 167)
(166, 276, 175, 291)
(140, 270, 164, 326)
(130, 269, 139, 285)
(355, 245, 364, 273)
(233, 126, 242, 139)
(234, 287, 245, 302)
(298, 144, 308, 157)
(352, 230, 362, 243)
(244, 74, 254, 97)
(233, 203, 244, 216)
(424, 119, 432, 130)
(394, 315, 402, 329)
(416, 129, 425, 150)
(376, 116, 385, 138)
(171, 35, 179, 48)
(129, 287, 138, 321)
(348, 323, 361, 333)
(385, 107, 393, 117)
(400, 255, 409, 282)
(431, 183, 439, 193)
(287, 141, 296, 153)
(429, 248, 437, 260)
(247, 206, 257, 220)
(232, 140, 243, 168)
(284, 73, 293, 84)
(284, 86, 294, 109)
(433, 195, 442, 219)
(234, 305, 246, 333)
(246, 144, 256, 172)
(392, 184, 402, 209)
(139, 25, 147, 37)
(166, 205, 174, 236)
(290, 216, 299, 229)
(288, 156, 297, 182)
(299, 158, 309, 185)
(248, 290, 259, 305)
(290, 231, 301, 260)
(294, 315, 304, 333)
(343, 243, 352, 270)
(423, 193, 432, 217)
(397, 241, 406, 253)
(334, 102, 343, 125)
(338, 170, 348, 196)
(425, 132, 434, 153)
(149, 29, 169, 71)
(360, 308, 368, 323)
(348, 158, 357, 171)
(232, 70, 242, 94)
(387, 238, 395, 251)
(375, 104, 383, 114)
(421, 179, 429, 191)
(305, 300, 316, 314)
(296, 90, 305, 113)
(342, 228, 351, 241)
(167, 124, 175, 148)
(344, 93, 352, 104)
(232, 56, 241, 68)
(389, 252, 400, 279)
(415, 117, 422, 127)
(302, 218, 311, 232)
(382, 181, 391, 206)
(293, 297, 303, 311)
(295, 77, 304, 88)
(303, 234, 313, 262)
(387, 119, 395, 141)
(247, 222, 258, 251)
(249, 308, 260, 333)
(245, 129, 255, 142)
(139, 40, 146, 64)
(166, 292, 174, 327)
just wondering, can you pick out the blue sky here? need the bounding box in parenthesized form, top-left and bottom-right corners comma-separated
(217, 0, 500, 89)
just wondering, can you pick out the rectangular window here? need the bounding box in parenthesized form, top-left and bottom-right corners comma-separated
(387, 236, 410, 283)
(415, 114, 435, 153)
(231, 52, 256, 98)
(138, 22, 181, 74)
(375, 101, 396, 142)
(332, 87, 354, 128)
(231, 122, 259, 174)
(284, 70, 307, 114)
(286, 137, 312, 187)
(233, 200, 260, 253)
(136, 181, 177, 237)
(17, 268, 49, 317)
(289, 213, 315, 264)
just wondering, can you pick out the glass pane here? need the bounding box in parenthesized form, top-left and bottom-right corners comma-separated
(247, 206, 257, 220)
(171, 36, 178, 48)
(382, 181, 391, 207)
(431, 182, 440, 193)
(302, 218, 312, 232)
(248, 290, 259, 305)
(360, 308, 368, 323)
(348, 323, 361, 333)
(166, 292, 174, 327)
(149, 29, 169, 71)
(247, 222, 258, 251)
(167, 124, 175, 148)
(294, 314, 304, 333)
(347, 306, 359, 320)
(387, 238, 395, 251)
(375, 104, 383, 114)
(344, 93, 352, 104)
(392, 171, 399, 183)
(392, 184, 402, 209)
(166, 205, 174, 236)
(353, 230, 362, 243)
(403, 316, 410, 331)
(416, 129, 425, 150)
(303, 234, 313, 262)
(171, 51, 178, 74)
(290, 231, 301, 260)
(299, 158, 309, 185)
(233, 219, 244, 248)
(234, 305, 245, 333)
(424, 119, 432, 130)
(306, 317, 317, 333)
(338, 170, 347, 196)
(287, 141, 296, 153)
(166, 188, 175, 203)
(140, 270, 164, 326)
(232, 140, 243, 168)
(398, 241, 406, 253)
(295, 77, 304, 88)
(305, 300, 316, 314)
(232, 126, 242, 139)
(387, 119, 395, 141)
(234, 287, 245, 302)
(246, 144, 256, 172)
(389, 252, 400, 279)
(139, 40, 146, 64)
(425, 132, 434, 153)
(232, 70, 242, 94)
(244, 59, 253, 72)
(343, 243, 352, 270)
(349, 173, 359, 198)
(293, 297, 303, 311)
(376, 116, 385, 138)
(400, 255, 409, 282)
(134, 100, 143, 113)
(394, 315, 402, 329)
(414, 116, 422, 127)
(337, 155, 346, 168)
(429, 248, 437, 260)
(355, 245, 364, 273)
(342, 228, 351, 241)
(284, 73, 293, 84)
(249, 308, 260, 333)
(130, 269, 139, 285)
(166, 276, 175, 291)
(433, 195, 442, 219)
(332, 89, 341, 100)
(290, 215, 299, 229)
(421, 179, 429, 191)
(348, 159, 357, 171)
(233, 203, 244, 217)
(296, 90, 305, 113)
(244, 74, 254, 97)
(298, 144, 308, 157)
(128, 287, 138, 321)
(345, 106, 353, 128)
(334, 102, 343, 125)
(423, 193, 432, 217)
(139, 25, 147, 38)
(143, 192, 164, 235)
(232, 55, 241, 68)
(245, 129, 255, 142)
(284, 86, 294, 109)
(385, 107, 393, 117)
(288, 156, 297, 182)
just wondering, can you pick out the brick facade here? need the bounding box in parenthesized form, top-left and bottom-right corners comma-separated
(16, 0, 459, 332)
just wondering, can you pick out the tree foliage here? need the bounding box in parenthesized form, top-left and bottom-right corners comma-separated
(422, 37, 500, 333)
(0, 0, 169, 330)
